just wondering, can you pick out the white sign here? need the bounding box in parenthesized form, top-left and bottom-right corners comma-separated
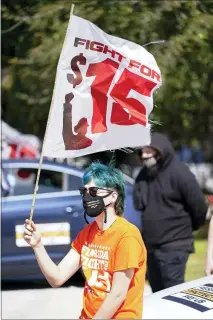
(43, 15, 162, 158)
(15, 222, 71, 247)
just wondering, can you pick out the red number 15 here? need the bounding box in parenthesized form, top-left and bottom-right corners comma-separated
(86, 58, 158, 134)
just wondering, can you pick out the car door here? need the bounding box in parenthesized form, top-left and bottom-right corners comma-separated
(2, 161, 85, 281)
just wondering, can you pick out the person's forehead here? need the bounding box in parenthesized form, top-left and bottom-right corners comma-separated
(84, 180, 114, 192)
(84, 179, 96, 188)
(141, 146, 155, 153)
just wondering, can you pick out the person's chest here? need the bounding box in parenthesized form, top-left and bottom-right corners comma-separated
(147, 170, 182, 204)
(80, 232, 119, 294)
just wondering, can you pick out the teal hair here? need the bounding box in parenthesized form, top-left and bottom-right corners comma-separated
(82, 161, 125, 216)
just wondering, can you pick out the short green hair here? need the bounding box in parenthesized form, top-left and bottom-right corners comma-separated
(83, 162, 125, 216)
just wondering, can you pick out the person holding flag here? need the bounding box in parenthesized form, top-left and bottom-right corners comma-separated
(23, 10, 163, 319)
(24, 162, 147, 319)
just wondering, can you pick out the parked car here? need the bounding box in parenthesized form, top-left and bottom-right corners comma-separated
(143, 276, 213, 319)
(2, 159, 141, 281)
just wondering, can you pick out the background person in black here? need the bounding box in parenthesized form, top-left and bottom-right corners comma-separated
(133, 133, 208, 293)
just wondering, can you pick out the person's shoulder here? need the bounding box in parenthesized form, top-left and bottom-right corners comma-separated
(116, 218, 146, 253)
(171, 159, 195, 180)
(173, 159, 190, 170)
(77, 221, 96, 237)
(117, 217, 142, 239)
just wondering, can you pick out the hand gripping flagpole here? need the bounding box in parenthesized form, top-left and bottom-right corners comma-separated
(29, 4, 75, 224)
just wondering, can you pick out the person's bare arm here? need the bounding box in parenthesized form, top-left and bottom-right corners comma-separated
(205, 207, 213, 276)
(93, 268, 134, 319)
(24, 219, 81, 287)
(33, 244, 81, 287)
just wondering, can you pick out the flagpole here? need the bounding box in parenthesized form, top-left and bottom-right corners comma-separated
(29, 3, 75, 224)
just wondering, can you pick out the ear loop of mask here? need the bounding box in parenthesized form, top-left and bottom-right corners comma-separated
(104, 207, 107, 223)
(84, 211, 89, 224)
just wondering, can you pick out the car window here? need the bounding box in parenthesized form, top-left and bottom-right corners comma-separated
(7, 168, 62, 196)
(2, 166, 82, 196)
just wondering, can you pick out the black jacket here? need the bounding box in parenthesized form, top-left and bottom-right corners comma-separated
(133, 133, 207, 252)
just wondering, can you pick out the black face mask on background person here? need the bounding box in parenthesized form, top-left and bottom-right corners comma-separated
(141, 156, 157, 168)
(80, 187, 113, 224)
(141, 155, 162, 180)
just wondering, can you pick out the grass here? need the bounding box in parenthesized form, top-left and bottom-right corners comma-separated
(185, 239, 207, 282)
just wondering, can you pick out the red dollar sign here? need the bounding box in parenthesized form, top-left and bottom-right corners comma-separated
(67, 53, 86, 88)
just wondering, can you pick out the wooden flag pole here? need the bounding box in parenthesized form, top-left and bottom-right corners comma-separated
(29, 3, 75, 224)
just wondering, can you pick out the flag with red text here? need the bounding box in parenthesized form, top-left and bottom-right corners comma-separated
(43, 15, 162, 158)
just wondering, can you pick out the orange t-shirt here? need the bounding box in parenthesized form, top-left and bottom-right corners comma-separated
(72, 216, 147, 319)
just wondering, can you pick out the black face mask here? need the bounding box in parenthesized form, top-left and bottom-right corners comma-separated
(81, 189, 113, 224)
(141, 156, 157, 168)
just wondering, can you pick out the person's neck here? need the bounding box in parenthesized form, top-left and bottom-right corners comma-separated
(95, 208, 118, 231)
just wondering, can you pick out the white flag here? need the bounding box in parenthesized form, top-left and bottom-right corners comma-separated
(43, 15, 162, 158)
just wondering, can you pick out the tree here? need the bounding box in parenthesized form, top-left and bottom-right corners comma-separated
(2, 0, 213, 164)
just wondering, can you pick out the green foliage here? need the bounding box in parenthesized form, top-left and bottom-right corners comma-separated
(2, 0, 213, 160)
(185, 239, 207, 282)
(194, 221, 209, 239)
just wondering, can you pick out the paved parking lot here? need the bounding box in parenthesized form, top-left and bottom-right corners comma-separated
(2, 283, 152, 319)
